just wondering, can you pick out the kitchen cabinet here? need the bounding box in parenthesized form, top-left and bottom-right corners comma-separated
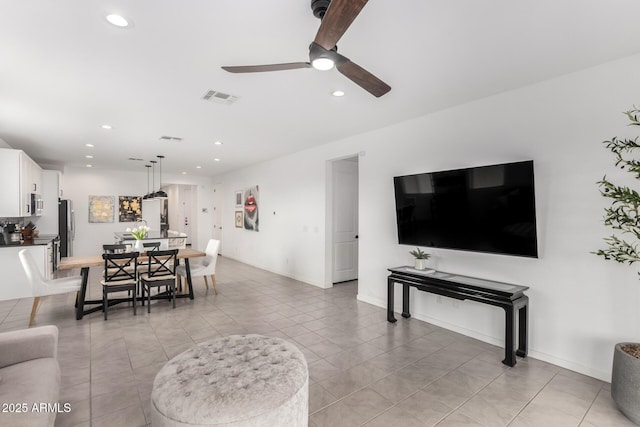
(0, 148, 43, 217)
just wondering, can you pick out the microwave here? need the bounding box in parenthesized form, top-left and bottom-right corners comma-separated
(30, 193, 43, 216)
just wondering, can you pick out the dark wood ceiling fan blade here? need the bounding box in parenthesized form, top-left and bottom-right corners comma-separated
(222, 62, 311, 73)
(336, 59, 390, 97)
(314, 0, 369, 50)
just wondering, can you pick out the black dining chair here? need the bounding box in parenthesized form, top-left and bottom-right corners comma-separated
(142, 242, 161, 251)
(139, 249, 178, 313)
(101, 252, 139, 320)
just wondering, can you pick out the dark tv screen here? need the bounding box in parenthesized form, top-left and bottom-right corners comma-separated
(394, 160, 538, 257)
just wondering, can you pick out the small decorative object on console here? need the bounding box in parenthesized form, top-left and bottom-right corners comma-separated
(409, 247, 430, 270)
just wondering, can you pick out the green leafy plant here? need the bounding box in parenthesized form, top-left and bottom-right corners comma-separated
(594, 107, 640, 269)
(409, 247, 431, 259)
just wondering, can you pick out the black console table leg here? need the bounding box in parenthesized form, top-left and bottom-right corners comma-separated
(516, 296, 528, 358)
(387, 278, 397, 323)
(401, 283, 411, 318)
(503, 305, 517, 367)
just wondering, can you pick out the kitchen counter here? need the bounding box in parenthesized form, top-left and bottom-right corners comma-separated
(114, 231, 171, 240)
(0, 236, 56, 301)
(0, 234, 58, 248)
(113, 232, 186, 249)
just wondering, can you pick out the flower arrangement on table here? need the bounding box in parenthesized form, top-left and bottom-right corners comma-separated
(126, 225, 150, 240)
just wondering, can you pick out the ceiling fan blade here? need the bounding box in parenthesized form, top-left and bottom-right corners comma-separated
(314, 0, 368, 50)
(335, 56, 390, 97)
(222, 62, 311, 73)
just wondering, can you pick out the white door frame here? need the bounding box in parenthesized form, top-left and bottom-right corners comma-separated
(324, 153, 360, 288)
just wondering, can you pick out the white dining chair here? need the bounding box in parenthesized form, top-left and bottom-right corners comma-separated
(19, 249, 83, 327)
(176, 239, 220, 294)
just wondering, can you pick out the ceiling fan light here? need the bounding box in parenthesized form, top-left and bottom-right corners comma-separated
(106, 14, 129, 28)
(311, 57, 334, 71)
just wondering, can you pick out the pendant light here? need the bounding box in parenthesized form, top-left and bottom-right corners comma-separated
(155, 155, 168, 198)
(149, 160, 157, 198)
(142, 164, 152, 199)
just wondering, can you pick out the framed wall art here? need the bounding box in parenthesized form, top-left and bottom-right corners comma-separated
(88, 195, 115, 223)
(235, 211, 243, 228)
(118, 196, 142, 222)
(243, 185, 259, 232)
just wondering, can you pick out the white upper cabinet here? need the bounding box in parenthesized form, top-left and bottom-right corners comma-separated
(0, 148, 43, 217)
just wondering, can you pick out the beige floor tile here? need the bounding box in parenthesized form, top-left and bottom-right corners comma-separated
(581, 388, 638, 427)
(0, 256, 629, 427)
(363, 405, 426, 427)
(309, 383, 339, 414)
(310, 401, 370, 427)
(436, 412, 485, 426)
(91, 402, 146, 427)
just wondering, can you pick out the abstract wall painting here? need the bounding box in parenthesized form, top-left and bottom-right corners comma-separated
(88, 195, 115, 223)
(118, 196, 142, 222)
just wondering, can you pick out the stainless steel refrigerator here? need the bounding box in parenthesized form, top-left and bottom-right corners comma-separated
(58, 199, 74, 257)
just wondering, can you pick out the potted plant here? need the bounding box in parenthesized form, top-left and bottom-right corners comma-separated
(409, 247, 431, 270)
(126, 224, 150, 252)
(594, 107, 640, 424)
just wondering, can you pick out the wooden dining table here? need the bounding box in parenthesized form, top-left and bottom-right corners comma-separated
(58, 248, 206, 320)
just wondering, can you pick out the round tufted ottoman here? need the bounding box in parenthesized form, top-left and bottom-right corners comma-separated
(150, 334, 308, 427)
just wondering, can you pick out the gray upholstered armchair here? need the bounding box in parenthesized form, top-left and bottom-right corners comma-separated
(0, 325, 61, 427)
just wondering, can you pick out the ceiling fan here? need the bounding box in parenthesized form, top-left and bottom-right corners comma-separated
(221, 0, 391, 98)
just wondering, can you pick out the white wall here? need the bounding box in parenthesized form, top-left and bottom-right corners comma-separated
(214, 53, 640, 381)
(61, 167, 215, 256)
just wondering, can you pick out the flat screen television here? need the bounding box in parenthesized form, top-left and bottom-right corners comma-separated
(393, 160, 538, 258)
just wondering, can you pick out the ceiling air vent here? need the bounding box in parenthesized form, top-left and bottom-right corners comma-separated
(202, 90, 240, 106)
(159, 136, 183, 142)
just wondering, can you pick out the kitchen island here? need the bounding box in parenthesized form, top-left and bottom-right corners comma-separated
(0, 235, 58, 301)
(113, 231, 186, 250)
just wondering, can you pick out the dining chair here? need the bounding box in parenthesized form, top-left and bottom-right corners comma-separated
(101, 252, 139, 320)
(143, 242, 161, 251)
(138, 241, 163, 293)
(139, 249, 178, 312)
(18, 249, 83, 327)
(176, 239, 220, 294)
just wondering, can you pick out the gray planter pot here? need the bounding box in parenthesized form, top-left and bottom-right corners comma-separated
(612, 343, 640, 425)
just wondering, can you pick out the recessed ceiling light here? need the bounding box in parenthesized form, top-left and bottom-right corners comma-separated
(196, 166, 202, 169)
(106, 14, 129, 28)
(213, 141, 223, 146)
(85, 155, 93, 159)
(85, 143, 94, 148)
(101, 124, 112, 130)
(181, 172, 187, 175)
(214, 158, 221, 162)
(86, 164, 93, 168)
(332, 90, 345, 97)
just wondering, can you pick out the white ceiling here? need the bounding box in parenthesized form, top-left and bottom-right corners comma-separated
(1, 0, 640, 176)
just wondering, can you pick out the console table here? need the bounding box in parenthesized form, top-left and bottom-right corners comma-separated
(387, 266, 529, 367)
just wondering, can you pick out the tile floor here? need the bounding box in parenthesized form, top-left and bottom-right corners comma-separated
(0, 256, 634, 427)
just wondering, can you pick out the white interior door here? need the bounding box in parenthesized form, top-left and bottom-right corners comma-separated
(332, 158, 359, 283)
(212, 186, 222, 251)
